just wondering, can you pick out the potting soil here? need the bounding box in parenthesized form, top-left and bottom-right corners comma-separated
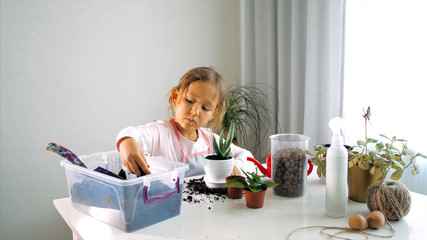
(182, 177, 231, 210)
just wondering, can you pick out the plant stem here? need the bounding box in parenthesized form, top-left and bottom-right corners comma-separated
(365, 117, 368, 154)
(402, 155, 414, 171)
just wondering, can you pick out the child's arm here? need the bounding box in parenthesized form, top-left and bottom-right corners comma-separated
(117, 137, 151, 176)
(231, 166, 242, 176)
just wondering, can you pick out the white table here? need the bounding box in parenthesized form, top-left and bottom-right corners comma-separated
(53, 174, 426, 240)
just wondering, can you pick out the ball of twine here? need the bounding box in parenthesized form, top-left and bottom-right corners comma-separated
(366, 181, 411, 221)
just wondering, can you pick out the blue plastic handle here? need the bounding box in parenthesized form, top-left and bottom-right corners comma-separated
(142, 177, 180, 204)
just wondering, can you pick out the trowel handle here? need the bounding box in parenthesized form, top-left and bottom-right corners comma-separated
(46, 142, 87, 168)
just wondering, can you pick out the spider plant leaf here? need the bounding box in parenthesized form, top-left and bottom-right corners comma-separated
(221, 84, 278, 156)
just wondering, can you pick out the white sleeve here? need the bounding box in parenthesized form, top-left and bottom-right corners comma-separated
(115, 122, 162, 154)
(212, 133, 255, 173)
(116, 126, 143, 148)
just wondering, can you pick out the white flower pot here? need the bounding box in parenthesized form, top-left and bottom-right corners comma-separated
(204, 157, 234, 188)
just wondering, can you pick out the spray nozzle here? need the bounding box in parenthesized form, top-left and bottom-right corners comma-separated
(328, 117, 345, 137)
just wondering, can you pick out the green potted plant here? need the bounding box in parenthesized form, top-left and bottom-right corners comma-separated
(204, 123, 235, 188)
(309, 107, 426, 202)
(221, 84, 278, 158)
(226, 168, 278, 208)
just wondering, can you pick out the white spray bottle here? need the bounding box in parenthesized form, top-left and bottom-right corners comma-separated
(325, 117, 348, 217)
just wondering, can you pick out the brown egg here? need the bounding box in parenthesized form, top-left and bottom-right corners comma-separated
(348, 214, 368, 230)
(367, 211, 386, 229)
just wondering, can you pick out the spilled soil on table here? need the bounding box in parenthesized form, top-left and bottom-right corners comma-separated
(182, 177, 230, 209)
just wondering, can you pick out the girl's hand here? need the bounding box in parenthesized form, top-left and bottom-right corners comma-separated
(231, 166, 242, 176)
(117, 137, 151, 176)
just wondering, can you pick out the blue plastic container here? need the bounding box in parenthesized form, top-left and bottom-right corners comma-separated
(60, 150, 188, 232)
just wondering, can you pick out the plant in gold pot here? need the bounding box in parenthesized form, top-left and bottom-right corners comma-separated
(226, 168, 277, 208)
(309, 107, 426, 202)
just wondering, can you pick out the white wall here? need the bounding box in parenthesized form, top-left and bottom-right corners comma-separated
(0, 0, 241, 239)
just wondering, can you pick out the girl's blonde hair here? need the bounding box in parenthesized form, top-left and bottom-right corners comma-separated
(168, 67, 226, 131)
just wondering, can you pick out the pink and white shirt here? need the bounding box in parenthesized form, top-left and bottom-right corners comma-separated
(116, 119, 254, 176)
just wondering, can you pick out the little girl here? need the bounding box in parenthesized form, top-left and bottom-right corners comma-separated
(116, 67, 254, 177)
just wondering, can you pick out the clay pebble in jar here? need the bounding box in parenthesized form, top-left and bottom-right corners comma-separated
(272, 147, 307, 197)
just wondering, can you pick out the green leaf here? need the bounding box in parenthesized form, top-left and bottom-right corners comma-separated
(225, 177, 247, 188)
(263, 181, 278, 188)
(367, 138, 378, 143)
(391, 146, 400, 152)
(248, 185, 262, 192)
(393, 155, 405, 166)
(375, 158, 389, 167)
(358, 160, 370, 170)
(213, 123, 234, 158)
(377, 171, 387, 182)
(220, 138, 227, 155)
(223, 148, 231, 158)
(390, 161, 403, 171)
(369, 166, 376, 175)
(224, 123, 234, 150)
(357, 140, 366, 146)
(376, 142, 385, 151)
(390, 170, 403, 180)
(395, 138, 407, 142)
(212, 135, 220, 155)
(321, 166, 326, 177)
(386, 148, 394, 158)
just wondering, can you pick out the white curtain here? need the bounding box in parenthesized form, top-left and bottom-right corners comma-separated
(241, 0, 346, 159)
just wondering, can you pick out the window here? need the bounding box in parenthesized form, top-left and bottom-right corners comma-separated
(343, 0, 427, 156)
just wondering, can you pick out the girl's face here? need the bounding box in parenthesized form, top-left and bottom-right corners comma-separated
(172, 81, 219, 141)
